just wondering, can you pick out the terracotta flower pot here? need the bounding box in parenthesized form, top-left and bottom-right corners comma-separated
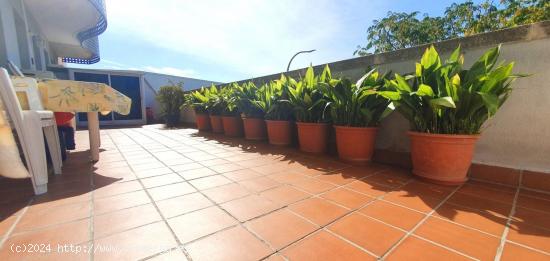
(296, 122, 329, 153)
(209, 115, 224, 133)
(334, 126, 378, 165)
(408, 131, 480, 185)
(195, 114, 211, 131)
(242, 118, 267, 140)
(222, 116, 243, 137)
(265, 120, 293, 146)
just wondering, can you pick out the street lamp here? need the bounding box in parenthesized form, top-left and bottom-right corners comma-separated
(286, 49, 316, 72)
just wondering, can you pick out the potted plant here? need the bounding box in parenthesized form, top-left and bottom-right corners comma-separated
(156, 84, 185, 127)
(381, 45, 526, 185)
(186, 87, 211, 131)
(264, 75, 295, 146)
(325, 69, 392, 165)
(220, 84, 243, 137)
(235, 81, 267, 140)
(286, 65, 332, 153)
(206, 84, 224, 133)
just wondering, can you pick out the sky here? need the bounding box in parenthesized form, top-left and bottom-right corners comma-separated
(70, 0, 475, 83)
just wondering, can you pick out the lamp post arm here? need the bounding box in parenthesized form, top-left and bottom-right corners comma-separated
(286, 49, 316, 72)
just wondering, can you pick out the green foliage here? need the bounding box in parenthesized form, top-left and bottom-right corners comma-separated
(324, 69, 393, 127)
(234, 81, 265, 118)
(284, 65, 334, 123)
(264, 75, 294, 121)
(380, 44, 527, 134)
(156, 84, 185, 126)
(185, 87, 209, 114)
(355, 0, 549, 55)
(219, 84, 240, 116)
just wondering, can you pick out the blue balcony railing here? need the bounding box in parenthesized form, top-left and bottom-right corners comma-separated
(62, 0, 107, 64)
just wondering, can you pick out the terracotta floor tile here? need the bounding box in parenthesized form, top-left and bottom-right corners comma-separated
(94, 204, 161, 238)
(387, 236, 471, 261)
(223, 169, 262, 182)
(221, 195, 280, 222)
(508, 222, 550, 252)
(156, 192, 212, 218)
(93, 190, 151, 215)
(268, 172, 309, 184)
(282, 230, 375, 261)
(292, 178, 336, 194)
(94, 222, 178, 261)
(516, 194, 550, 213)
(170, 162, 204, 172)
(520, 189, 550, 202)
(446, 192, 512, 217)
(238, 176, 281, 193)
(329, 212, 404, 256)
(434, 203, 508, 236)
(289, 197, 349, 226)
(0, 219, 90, 261)
(131, 161, 167, 171)
(457, 181, 516, 204)
(260, 185, 311, 206)
(198, 158, 231, 167)
(187, 226, 272, 261)
(501, 243, 550, 261)
(15, 201, 90, 233)
(147, 249, 189, 260)
(361, 170, 410, 188)
(168, 206, 237, 243)
(209, 163, 246, 173)
(414, 217, 501, 260)
(93, 180, 143, 198)
(141, 173, 183, 188)
(346, 180, 395, 197)
(0, 215, 17, 237)
(202, 183, 250, 204)
(398, 181, 456, 199)
(384, 191, 443, 213)
(147, 182, 196, 201)
(360, 201, 425, 231)
(163, 157, 195, 166)
(321, 187, 374, 209)
(177, 167, 217, 180)
(264, 253, 286, 261)
(189, 175, 232, 190)
(315, 172, 359, 186)
(246, 209, 318, 249)
(133, 167, 174, 179)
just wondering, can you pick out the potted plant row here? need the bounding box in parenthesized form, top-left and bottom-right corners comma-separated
(182, 44, 526, 185)
(380, 44, 525, 185)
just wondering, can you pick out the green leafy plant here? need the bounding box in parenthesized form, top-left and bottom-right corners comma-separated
(234, 81, 265, 118)
(219, 84, 240, 116)
(285, 65, 334, 123)
(264, 75, 294, 121)
(156, 84, 185, 126)
(185, 87, 209, 114)
(380, 44, 526, 134)
(324, 69, 393, 127)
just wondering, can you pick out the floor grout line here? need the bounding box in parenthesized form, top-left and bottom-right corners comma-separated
(493, 184, 521, 261)
(0, 198, 33, 249)
(108, 130, 194, 261)
(379, 184, 464, 260)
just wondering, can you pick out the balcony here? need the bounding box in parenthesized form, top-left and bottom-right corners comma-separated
(0, 125, 548, 260)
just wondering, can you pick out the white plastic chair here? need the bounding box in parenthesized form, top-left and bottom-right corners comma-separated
(0, 68, 62, 194)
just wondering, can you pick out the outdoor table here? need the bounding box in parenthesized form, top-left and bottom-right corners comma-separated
(15, 77, 132, 161)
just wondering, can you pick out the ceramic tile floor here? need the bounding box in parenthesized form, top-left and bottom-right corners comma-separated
(0, 125, 549, 261)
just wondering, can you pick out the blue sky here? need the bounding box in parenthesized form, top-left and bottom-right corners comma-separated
(71, 0, 477, 83)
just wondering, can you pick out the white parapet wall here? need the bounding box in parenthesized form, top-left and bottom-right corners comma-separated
(185, 21, 550, 173)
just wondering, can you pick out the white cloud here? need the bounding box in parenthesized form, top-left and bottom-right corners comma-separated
(104, 0, 353, 80)
(141, 66, 197, 78)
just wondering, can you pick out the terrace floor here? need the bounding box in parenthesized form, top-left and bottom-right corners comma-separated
(0, 125, 549, 260)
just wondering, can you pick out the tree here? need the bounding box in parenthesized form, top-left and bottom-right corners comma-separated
(355, 0, 549, 55)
